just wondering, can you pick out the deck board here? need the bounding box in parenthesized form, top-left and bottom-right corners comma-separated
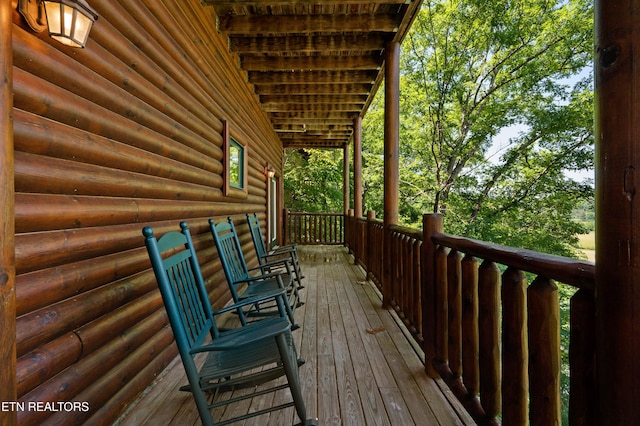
(116, 246, 476, 426)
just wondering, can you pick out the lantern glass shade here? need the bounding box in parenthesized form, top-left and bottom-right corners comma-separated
(43, 0, 98, 48)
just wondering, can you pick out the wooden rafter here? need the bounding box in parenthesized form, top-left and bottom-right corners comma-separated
(205, 0, 423, 148)
(219, 14, 399, 34)
(230, 34, 387, 54)
(254, 83, 372, 95)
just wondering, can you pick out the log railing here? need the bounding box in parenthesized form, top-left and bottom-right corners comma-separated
(344, 212, 596, 426)
(283, 210, 344, 245)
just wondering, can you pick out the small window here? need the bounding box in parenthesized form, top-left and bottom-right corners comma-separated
(223, 121, 248, 198)
(228, 137, 244, 189)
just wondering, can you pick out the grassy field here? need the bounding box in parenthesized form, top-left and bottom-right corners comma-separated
(577, 231, 595, 250)
(577, 231, 595, 261)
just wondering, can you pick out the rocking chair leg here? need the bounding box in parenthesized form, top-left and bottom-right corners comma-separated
(275, 333, 317, 425)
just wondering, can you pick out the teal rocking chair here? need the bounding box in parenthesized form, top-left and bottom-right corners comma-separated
(246, 212, 305, 290)
(142, 222, 317, 426)
(209, 217, 301, 328)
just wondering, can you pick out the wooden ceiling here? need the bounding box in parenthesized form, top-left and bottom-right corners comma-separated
(204, 0, 423, 149)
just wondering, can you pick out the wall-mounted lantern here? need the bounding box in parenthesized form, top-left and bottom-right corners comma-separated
(18, 0, 98, 48)
(264, 163, 276, 179)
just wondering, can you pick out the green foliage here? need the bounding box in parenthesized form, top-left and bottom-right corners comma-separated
(283, 148, 346, 213)
(361, 0, 595, 257)
(284, 0, 595, 255)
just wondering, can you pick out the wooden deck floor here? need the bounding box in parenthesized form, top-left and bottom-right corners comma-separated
(116, 245, 475, 425)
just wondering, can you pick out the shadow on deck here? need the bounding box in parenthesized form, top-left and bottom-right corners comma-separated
(116, 245, 475, 425)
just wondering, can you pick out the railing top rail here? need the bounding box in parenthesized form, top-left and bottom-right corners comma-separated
(389, 223, 422, 240)
(432, 231, 595, 291)
(287, 212, 344, 216)
(353, 217, 383, 225)
(381, 220, 594, 291)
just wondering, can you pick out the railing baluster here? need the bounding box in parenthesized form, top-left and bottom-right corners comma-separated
(569, 288, 596, 426)
(479, 260, 501, 420)
(412, 239, 422, 338)
(462, 254, 479, 397)
(528, 276, 561, 425)
(502, 267, 529, 425)
(402, 234, 410, 319)
(447, 249, 462, 377)
(435, 245, 449, 364)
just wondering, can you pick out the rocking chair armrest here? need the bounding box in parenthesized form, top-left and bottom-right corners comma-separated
(249, 257, 292, 271)
(239, 271, 286, 285)
(271, 244, 297, 253)
(211, 288, 287, 317)
(261, 252, 294, 262)
(191, 317, 291, 352)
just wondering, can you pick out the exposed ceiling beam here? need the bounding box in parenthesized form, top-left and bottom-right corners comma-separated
(263, 104, 363, 112)
(241, 55, 381, 71)
(248, 70, 377, 84)
(230, 34, 388, 54)
(219, 14, 399, 34)
(269, 111, 356, 120)
(260, 94, 367, 104)
(254, 83, 372, 95)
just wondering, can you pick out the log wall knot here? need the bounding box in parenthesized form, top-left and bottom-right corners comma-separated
(624, 166, 635, 202)
(599, 44, 620, 69)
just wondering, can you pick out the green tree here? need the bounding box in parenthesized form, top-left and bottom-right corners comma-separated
(283, 148, 346, 213)
(362, 0, 594, 256)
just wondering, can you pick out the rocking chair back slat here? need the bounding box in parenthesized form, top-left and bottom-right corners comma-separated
(143, 222, 218, 350)
(247, 212, 305, 290)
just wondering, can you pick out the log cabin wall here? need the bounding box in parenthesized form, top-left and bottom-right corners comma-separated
(10, 1, 282, 424)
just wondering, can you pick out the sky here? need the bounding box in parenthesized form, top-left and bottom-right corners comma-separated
(489, 66, 595, 185)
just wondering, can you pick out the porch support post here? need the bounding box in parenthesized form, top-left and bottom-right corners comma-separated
(277, 151, 285, 246)
(343, 142, 350, 215)
(383, 41, 400, 307)
(353, 115, 363, 218)
(595, 0, 640, 423)
(0, 1, 16, 424)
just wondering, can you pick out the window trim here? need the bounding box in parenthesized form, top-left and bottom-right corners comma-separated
(222, 120, 248, 198)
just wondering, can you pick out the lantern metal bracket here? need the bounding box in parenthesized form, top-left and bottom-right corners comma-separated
(18, 0, 47, 33)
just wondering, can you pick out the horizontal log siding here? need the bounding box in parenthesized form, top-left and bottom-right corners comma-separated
(12, 1, 281, 424)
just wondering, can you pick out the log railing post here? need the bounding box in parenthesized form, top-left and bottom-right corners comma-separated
(423, 213, 443, 377)
(478, 260, 501, 420)
(502, 267, 528, 425)
(528, 277, 561, 425)
(434, 246, 449, 365)
(366, 210, 375, 279)
(411, 238, 421, 338)
(569, 288, 596, 425)
(462, 255, 479, 398)
(0, 1, 16, 424)
(447, 250, 462, 377)
(349, 209, 356, 260)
